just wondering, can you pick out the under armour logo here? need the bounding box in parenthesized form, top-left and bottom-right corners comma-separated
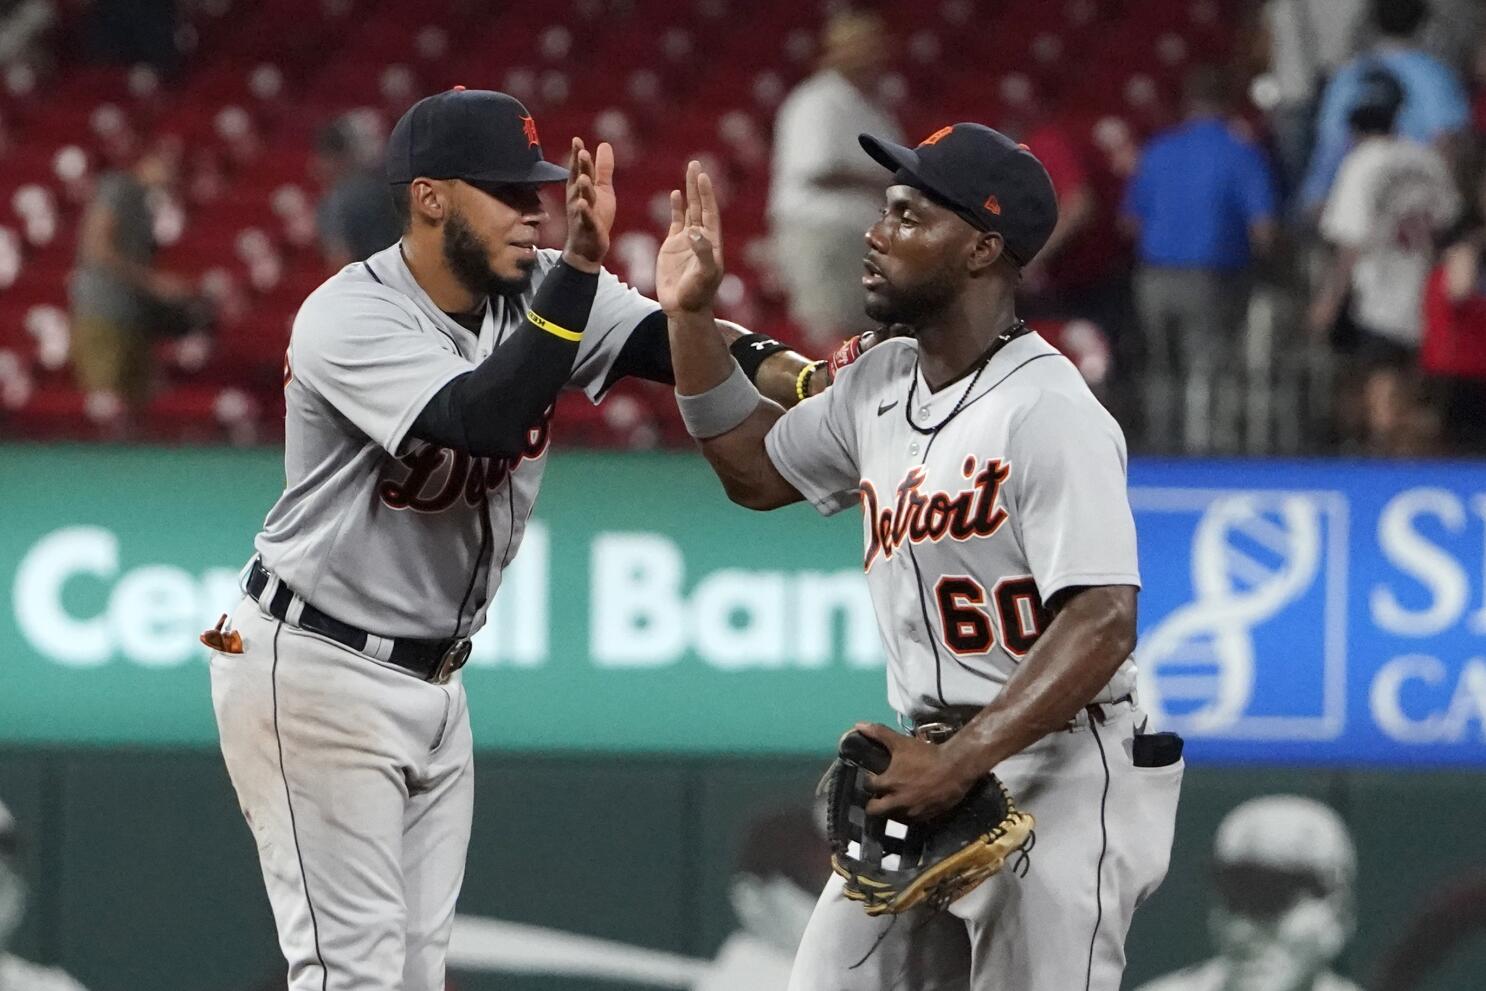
(749, 340, 770, 350)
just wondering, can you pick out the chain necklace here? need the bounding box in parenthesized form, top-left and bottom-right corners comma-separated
(905, 320, 1029, 435)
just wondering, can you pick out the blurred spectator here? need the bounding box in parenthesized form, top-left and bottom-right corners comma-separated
(768, 9, 902, 349)
(69, 145, 196, 420)
(1310, 67, 1460, 454)
(1132, 796, 1361, 991)
(1298, 0, 1470, 215)
(1258, 0, 1367, 198)
(0, 1, 56, 66)
(1124, 66, 1278, 453)
(0, 798, 88, 991)
(1003, 93, 1131, 347)
(1421, 171, 1486, 454)
(313, 117, 400, 270)
(1419, 0, 1486, 77)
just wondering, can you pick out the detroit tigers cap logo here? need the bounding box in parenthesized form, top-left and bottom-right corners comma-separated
(521, 114, 540, 148)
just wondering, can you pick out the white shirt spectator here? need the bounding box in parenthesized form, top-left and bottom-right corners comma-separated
(1321, 135, 1460, 346)
(768, 68, 902, 231)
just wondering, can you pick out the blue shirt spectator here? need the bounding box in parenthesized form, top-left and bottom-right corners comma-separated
(1298, 0, 1469, 212)
(1124, 117, 1278, 269)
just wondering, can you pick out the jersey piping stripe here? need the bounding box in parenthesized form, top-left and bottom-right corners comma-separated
(270, 621, 330, 991)
(527, 310, 583, 341)
(452, 507, 492, 639)
(364, 258, 470, 353)
(950, 352, 1068, 420)
(1083, 717, 1112, 991)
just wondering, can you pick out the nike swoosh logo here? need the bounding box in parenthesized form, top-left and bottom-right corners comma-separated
(877, 400, 898, 416)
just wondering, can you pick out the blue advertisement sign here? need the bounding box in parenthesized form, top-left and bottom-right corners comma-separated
(1130, 459, 1486, 766)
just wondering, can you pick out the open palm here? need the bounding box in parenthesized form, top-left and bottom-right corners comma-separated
(656, 161, 724, 314)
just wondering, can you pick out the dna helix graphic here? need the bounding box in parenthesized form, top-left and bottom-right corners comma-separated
(1137, 495, 1323, 734)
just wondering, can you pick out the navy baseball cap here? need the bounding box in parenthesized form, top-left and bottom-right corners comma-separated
(385, 87, 570, 187)
(859, 123, 1058, 267)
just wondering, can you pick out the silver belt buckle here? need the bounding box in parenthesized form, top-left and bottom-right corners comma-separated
(431, 638, 472, 684)
(913, 721, 958, 744)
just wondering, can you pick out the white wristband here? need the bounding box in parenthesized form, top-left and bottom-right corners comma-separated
(676, 361, 762, 439)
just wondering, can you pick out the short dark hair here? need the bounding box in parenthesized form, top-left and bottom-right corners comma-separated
(390, 182, 411, 231)
(1372, 0, 1429, 37)
(1349, 66, 1406, 135)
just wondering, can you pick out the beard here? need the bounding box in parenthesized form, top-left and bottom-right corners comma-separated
(862, 267, 960, 330)
(442, 208, 537, 301)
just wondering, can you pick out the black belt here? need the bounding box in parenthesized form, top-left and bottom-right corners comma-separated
(912, 694, 1135, 742)
(246, 560, 470, 683)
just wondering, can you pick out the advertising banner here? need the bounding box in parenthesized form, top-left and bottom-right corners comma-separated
(2, 446, 1482, 763)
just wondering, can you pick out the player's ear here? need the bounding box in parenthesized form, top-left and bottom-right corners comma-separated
(966, 231, 1005, 276)
(408, 177, 448, 226)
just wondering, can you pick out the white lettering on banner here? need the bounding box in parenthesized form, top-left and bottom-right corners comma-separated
(1371, 654, 1486, 743)
(589, 532, 883, 670)
(1473, 495, 1486, 635)
(13, 526, 116, 666)
(468, 523, 549, 668)
(112, 565, 199, 666)
(691, 569, 787, 669)
(13, 526, 243, 667)
(591, 533, 688, 667)
(14, 525, 879, 672)
(1372, 488, 1469, 636)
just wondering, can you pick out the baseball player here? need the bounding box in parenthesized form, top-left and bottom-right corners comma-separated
(206, 88, 824, 991)
(656, 126, 1184, 989)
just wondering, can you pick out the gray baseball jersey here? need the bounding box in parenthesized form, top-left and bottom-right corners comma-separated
(253, 243, 658, 639)
(764, 331, 1141, 722)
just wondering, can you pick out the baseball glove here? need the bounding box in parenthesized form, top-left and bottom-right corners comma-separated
(824, 730, 1034, 916)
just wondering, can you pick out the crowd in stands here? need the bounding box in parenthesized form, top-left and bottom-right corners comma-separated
(2, 0, 1485, 456)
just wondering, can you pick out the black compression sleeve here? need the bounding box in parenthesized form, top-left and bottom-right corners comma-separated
(410, 262, 598, 458)
(600, 308, 674, 394)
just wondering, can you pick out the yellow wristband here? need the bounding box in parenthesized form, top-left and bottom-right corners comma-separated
(527, 310, 583, 342)
(795, 361, 823, 403)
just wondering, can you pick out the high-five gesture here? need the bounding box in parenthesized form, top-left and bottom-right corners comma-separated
(562, 137, 615, 273)
(656, 160, 724, 314)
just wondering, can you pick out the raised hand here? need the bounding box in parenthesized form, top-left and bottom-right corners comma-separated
(562, 137, 616, 273)
(656, 160, 724, 314)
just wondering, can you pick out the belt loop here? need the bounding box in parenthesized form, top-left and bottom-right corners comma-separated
(284, 595, 306, 628)
(362, 634, 395, 664)
(258, 572, 281, 618)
